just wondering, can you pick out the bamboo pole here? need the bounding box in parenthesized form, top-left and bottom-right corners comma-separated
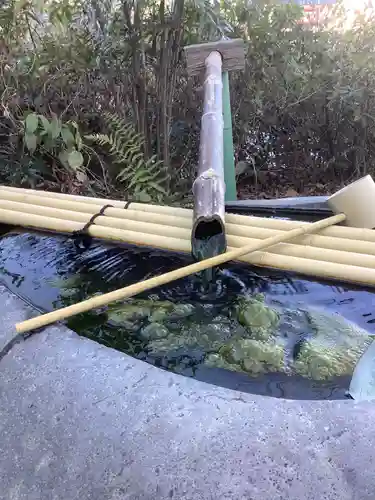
(3, 199, 375, 262)
(0, 200, 192, 241)
(0, 185, 192, 217)
(2, 185, 375, 242)
(192, 50, 226, 260)
(2, 191, 375, 256)
(3, 204, 375, 278)
(16, 213, 352, 333)
(0, 189, 193, 228)
(0, 208, 191, 253)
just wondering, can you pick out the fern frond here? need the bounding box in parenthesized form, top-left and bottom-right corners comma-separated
(85, 112, 168, 202)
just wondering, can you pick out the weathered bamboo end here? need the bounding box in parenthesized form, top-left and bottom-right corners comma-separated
(184, 39, 245, 76)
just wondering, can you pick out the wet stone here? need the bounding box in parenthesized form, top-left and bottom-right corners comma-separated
(140, 323, 169, 341)
(235, 293, 280, 341)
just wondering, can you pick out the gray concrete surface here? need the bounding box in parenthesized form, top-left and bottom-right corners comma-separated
(0, 285, 37, 356)
(0, 286, 375, 500)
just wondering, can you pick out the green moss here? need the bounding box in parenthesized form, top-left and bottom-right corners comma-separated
(147, 317, 236, 355)
(149, 307, 169, 322)
(219, 338, 285, 376)
(204, 353, 243, 373)
(107, 299, 177, 325)
(235, 293, 280, 340)
(294, 341, 370, 380)
(140, 322, 169, 340)
(169, 303, 195, 319)
(294, 309, 372, 380)
(107, 305, 151, 324)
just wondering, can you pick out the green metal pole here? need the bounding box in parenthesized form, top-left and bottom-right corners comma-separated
(222, 71, 237, 201)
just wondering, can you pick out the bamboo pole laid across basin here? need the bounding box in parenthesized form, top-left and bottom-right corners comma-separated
(3, 198, 375, 261)
(2, 184, 375, 243)
(0, 189, 194, 229)
(2, 206, 375, 288)
(3, 188, 375, 254)
(0, 185, 193, 217)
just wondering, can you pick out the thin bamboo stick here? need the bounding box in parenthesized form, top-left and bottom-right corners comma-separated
(2, 185, 375, 242)
(16, 214, 349, 333)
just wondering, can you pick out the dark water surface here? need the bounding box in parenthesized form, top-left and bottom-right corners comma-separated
(1, 228, 375, 400)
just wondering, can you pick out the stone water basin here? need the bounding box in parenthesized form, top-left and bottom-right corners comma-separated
(1, 216, 374, 401)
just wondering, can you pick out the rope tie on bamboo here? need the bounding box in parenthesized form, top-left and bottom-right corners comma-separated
(72, 200, 134, 250)
(72, 204, 113, 250)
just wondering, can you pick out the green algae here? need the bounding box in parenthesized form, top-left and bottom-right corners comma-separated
(218, 338, 285, 375)
(147, 316, 237, 355)
(48, 276, 375, 382)
(235, 293, 280, 341)
(294, 309, 372, 380)
(140, 322, 169, 340)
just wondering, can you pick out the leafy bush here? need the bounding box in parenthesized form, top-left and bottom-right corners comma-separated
(0, 0, 375, 199)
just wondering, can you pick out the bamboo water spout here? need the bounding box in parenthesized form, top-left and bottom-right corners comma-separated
(184, 39, 245, 265)
(191, 51, 226, 264)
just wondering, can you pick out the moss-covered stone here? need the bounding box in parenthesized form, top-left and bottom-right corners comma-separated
(204, 353, 243, 372)
(107, 299, 175, 325)
(149, 307, 169, 322)
(168, 303, 195, 320)
(107, 305, 151, 324)
(235, 293, 280, 340)
(219, 338, 285, 376)
(294, 309, 372, 380)
(140, 322, 169, 340)
(147, 317, 236, 355)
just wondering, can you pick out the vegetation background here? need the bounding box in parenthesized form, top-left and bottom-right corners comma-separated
(1, 0, 374, 203)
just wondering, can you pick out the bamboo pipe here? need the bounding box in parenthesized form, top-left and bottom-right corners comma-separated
(0, 189, 194, 229)
(0, 200, 192, 241)
(0, 208, 191, 253)
(16, 213, 351, 333)
(191, 50, 226, 259)
(2, 185, 375, 242)
(3, 205, 375, 287)
(2, 191, 375, 256)
(225, 212, 375, 242)
(0, 185, 192, 218)
(3, 199, 375, 261)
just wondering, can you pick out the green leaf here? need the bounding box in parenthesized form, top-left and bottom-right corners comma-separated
(67, 150, 84, 169)
(50, 115, 61, 139)
(39, 116, 50, 135)
(136, 192, 152, 203)
(25, 113, 39, 134)
(58, 151, 69, 167)
(24, 133, 37, 152)
(148, 181, 167, 195)
(75, 131, 82, 151)
(61, 127, 75, 147)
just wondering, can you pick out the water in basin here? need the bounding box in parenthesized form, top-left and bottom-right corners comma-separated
(1, 228, 374, 401)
